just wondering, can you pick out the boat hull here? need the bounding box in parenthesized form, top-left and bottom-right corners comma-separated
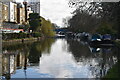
(89, 40, 114, 47)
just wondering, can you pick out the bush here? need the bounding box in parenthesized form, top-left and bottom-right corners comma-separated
(96, 22, 117, 35)
(2, 33, 29, 40)
(32, 32, 41, 37)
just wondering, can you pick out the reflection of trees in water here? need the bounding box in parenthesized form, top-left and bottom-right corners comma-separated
(2, 38, 55, 79)
(28, 38, 55, 63)
(3, 39, 55, 64)
(67, 39, 92, 62)
(3, 42, 32, 52)
(89, 49, 118, 78)
(67, 39, 118, 78)
(28, 42, 42, 63)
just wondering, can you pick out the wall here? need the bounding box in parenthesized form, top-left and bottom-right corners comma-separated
(20, 7, 25, 24)
(0, 2, 2, 28)
(2, 4, 8, 22)
(28, 0, 40, 15)
(9, 2, 15, 22)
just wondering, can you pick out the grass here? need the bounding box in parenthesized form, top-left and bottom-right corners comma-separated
(102, 40, 120, 79)
(102, 61, 120, 79)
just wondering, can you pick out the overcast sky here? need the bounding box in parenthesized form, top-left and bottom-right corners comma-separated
(16, 0, 73, 27)
(40, 0, 73, 27)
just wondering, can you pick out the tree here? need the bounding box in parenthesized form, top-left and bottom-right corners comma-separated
(68, 0, 120, 36)
(67, 1, 101, 33)
(68, 1, 102, 16)
(68, 11, 99, 33)
(52, 23, 59, 29)
(100, 2, 120, 36)
(19, 22, 30, 32)
(28, 13, 41, 32)
(96, 22, 117, 35)
(40, 17, 55, 37)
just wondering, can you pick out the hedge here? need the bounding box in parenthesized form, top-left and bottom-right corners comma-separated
(2, 33, 30, 40)
(2, 32, 42, 40)
(31, 32, 41, 37)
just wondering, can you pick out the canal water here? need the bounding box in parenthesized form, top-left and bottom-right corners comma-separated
(1, 38, 119, 79)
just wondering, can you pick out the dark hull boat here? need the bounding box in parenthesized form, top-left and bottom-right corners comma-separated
(89, 40, 114, 47)
(89, 34, 115, 47)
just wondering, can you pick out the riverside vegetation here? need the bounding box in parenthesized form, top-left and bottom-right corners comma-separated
(2, 13, 55, 41)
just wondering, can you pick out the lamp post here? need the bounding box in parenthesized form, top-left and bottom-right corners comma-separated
(23, 1, 27, 22)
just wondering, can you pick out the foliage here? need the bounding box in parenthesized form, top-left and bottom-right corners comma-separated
(28, 13, 55, 37)
(62, 17, 71, 28)
(96, 22, 117, 35)
(29, 42, 42, 63)
(2, 33, 30, 40)
(68, 11, 99, 33)
(22, 22, 30, 31)
(52, 23, 59, 29)
(103, 61, 120, 78)
(40, 17, 55, 37)
(68, 0, 120, 37)
(67, 1, 102, 33)
(100, 2, 120, 35)
(32, 32, 41, 37)
(28, 39, 55, 63)
(28, 13, 41, 32)
(67, 39, 91, 62)
(68, 1, 101, 16)
(3, 38, 55, 63)
(3, 42, 32, 51)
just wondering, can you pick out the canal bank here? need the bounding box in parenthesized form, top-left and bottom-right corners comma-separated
(102, 40, 120, 79)
(2, 37, 44, 43)
(102, 61, 120, 79)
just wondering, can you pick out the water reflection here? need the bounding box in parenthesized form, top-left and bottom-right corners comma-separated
(2, 38, 55, 79)
(1, 38, 119, 79)
(67, 39, 118, 78)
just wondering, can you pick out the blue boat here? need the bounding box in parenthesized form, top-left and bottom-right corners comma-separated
(90, 34, 102, 44)
(100, 34, 114, 46)
(89, 34, 114, 47)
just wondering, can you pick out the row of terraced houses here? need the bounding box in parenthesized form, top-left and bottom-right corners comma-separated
(0, 0, 40, 33)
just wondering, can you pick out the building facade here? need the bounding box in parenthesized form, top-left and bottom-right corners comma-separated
(27, 7, 33, 19)
(0, 2, 2, 29)
(2, 1, 19, 31)
(14, 2, 17, 23)
(17, 3, 25, 24)
(4, 1, 17, 23)
(8, 2, 17, 23)
(2, 3, 8, 22)
(2, 50, 28, 79)
(28, 0, 40, 15)
(0, 0, 34, 33)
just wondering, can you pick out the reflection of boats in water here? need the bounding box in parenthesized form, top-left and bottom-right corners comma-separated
(89, 46, 112, 54)
(89, 34, 114, 47)
(55, 32, 65, 38)
(89, 47, 101, 53)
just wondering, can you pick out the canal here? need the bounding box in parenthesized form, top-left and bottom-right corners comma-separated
(1, 38, 119, 79)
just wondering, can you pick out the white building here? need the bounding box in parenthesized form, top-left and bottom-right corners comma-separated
(3, 1, 17, 23)
(9, 2, 15, 22)
(7, 2, 17, 22)
(28, 0, 40, 15)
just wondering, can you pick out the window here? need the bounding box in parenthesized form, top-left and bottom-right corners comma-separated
(5, 7, 7, 10)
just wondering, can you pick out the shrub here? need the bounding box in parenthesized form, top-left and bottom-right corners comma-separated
(96, 22, 117, 35)
(2, 33, 29, 40)
(32, 32, 41, 37)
